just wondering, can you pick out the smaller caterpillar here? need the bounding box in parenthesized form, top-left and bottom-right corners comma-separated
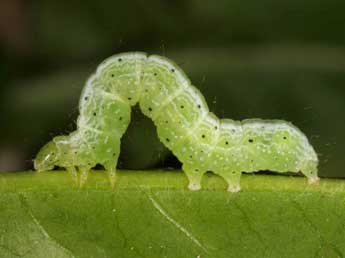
(34, 52, 319, 191)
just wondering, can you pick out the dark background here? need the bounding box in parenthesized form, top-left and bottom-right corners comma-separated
(1, 0, 344, 177)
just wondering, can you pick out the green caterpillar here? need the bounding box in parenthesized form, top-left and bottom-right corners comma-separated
(34, 52, 319, 191)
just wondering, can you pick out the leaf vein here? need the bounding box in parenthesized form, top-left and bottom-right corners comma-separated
(19, 194, 77, 258)
(147, 193, 208, 254)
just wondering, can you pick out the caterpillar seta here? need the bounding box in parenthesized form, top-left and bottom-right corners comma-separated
(34, 52, 319, 191)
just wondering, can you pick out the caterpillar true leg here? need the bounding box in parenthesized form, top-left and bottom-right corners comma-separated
(78, 166, 91, 187)
(104, 162, 117, 188)
(66, 166, 78, 184)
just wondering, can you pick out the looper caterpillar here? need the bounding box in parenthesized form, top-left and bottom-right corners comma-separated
(34, 52, 319, 191)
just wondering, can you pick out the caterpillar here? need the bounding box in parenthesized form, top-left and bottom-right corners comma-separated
(34, 52, 319, 192)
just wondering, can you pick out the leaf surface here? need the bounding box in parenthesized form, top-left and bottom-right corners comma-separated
(0, 171, 344, 258)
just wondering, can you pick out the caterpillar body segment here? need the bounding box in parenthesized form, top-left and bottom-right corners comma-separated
(34, 52, 319, 190)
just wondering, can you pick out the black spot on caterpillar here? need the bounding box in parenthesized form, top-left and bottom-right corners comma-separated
(34, 52, 319, 191)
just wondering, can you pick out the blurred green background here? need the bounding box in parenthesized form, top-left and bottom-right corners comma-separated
(0, 0, 344, 178)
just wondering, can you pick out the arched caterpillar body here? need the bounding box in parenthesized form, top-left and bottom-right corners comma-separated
(34, 52, 319, 191)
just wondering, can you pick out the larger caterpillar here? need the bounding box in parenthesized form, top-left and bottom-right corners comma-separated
(34, 52, 319, 192)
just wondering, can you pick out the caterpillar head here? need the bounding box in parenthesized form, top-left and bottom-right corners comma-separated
(34, 141, 59, 172)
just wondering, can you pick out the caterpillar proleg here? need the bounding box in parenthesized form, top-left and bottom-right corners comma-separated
(34, 52, 319, 191)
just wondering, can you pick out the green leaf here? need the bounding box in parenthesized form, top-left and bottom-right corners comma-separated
(0, 171, 344, 258)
